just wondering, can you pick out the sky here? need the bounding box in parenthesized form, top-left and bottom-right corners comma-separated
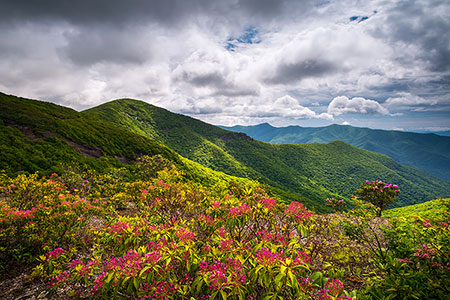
(0, 0, 449, 131)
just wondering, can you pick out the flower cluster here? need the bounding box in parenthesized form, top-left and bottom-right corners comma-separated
(255, 247, 284, 266)
(260, 197, 277, 211)
(175, 228, 195, 242)
(198, 258, 246, 290)
(229, 203, 252, 217)
(2, 169, 360, 299)
(285, 201, 313, 223)
(325, 198, 345, 212)
(413, 244, 435, 259)
(47, 247, 65, 258)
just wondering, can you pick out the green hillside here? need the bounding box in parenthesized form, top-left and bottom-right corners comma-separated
(384, 198, 449, 221)
(0, 92, 183, 177)
(83, 99, 450, 208)
(223, 123, 450, 182)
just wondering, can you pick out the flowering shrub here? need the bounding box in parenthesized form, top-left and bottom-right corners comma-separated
(364, 215, 450, 299)
(0, 173, 104, 270)
(6, 166, 357, 300)
(355, 180, 400, 217)
(325, 198, 345, 212)
(16, 166, 449, 299)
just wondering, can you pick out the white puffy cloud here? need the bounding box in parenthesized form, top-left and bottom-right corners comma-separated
(250, 95, 333, 119)
(327, 96, 390, 116)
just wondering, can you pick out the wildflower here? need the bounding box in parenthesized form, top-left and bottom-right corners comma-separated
(255, 248, 281, 266)
(324, 278, 344, 297)
(47, 248, 65, 258)
(261, 197, 277, 211)
(413, 244, 435, 259)
(423, 219, 432, 227)
(285, 201, 312, 222)
(176, 228, 195, 242)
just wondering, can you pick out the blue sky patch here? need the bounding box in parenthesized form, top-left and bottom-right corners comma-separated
(349, 15, 369, 23)
(226, 26, 261, 51)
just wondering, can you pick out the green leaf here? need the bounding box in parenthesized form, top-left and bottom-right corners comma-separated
(274, 273, 284, 288)
(139, 266, 151, 277)
(105, 272, 114, 284)
(287, 270, 296, 287)
(133, 277, 139, 291)
(310, 271, 323, 286)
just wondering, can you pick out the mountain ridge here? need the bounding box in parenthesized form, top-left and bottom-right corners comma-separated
(82, 98, 450, 208)
(1, 92, 449, 210)
(222, 122, 450, 182)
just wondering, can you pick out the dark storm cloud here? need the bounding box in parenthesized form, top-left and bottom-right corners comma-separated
(0, 0, 198, 26)
(370, 76, 450, 104)
(183, 72, 226, 88)
(61, 27, 150, 66)
(265, 59, 338, 84)
(179, 71, 259, 97)
(1, 0, 449, 131)
(376, 0, 450, 72)
(0, 0, 312, 27)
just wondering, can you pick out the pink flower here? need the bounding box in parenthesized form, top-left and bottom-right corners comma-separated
(398, 258, 412, 263)
(47, 248, 65, 258)
(176, 228, 196, 242)
(255, 248, 282, 266)
(229, 203, 252, 217)
(285, 202, 312, 222)
(261, 197, 277, 211)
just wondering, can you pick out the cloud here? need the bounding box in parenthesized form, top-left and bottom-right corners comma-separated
(0, 0, 314, 29)
(372, 0, 450, 72)
(266, 59, 338, 84)
(327, 96, 390, 116)
(0, 0, 449, 131)
(385, 92, 438, 111)
(250, 95, 333, 119)
(61, 27, 153, 66)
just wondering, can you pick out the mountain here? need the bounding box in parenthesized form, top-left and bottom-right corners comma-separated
(223, 123, 450, 182)
(416, 130, 450, 137)
(0, 92, 260, 195)
(0, 92, 183, 176)
(82, 99, 450, 208)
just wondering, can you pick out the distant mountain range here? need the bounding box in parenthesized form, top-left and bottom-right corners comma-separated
(415, 130, 450, 137)
(1, 92, 450, 210)
(83, 98, 450, 208)
(223, 123, 450, 182)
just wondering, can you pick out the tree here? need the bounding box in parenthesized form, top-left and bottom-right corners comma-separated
(355, 180, 400, 217)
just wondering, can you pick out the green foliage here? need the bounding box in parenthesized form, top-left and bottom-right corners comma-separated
(341, 197, 450, 299)
(384, 198, 450, 222)
(2, 162, 448, 299)
(365, 216, 450, 299)
(1, 93, 449, 211)
(2, 167, 358, 299)
(83, 98, 450, 209)
(136, 154, 174, 180)
(0, 173, 105, 271)
(223, 123, 450, 182)
(0, 92, 178, 177)
(355, 180, 400, 217)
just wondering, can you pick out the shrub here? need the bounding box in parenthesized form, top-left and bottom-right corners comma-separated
(355, 180, 400, 217)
